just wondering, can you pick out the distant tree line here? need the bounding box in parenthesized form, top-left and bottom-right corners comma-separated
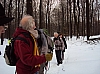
(0, 0, 100, 40)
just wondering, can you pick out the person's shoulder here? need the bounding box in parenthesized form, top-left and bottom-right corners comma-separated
(53, 37, 58, 40)
(62, 36, 66, 39)
(37, 29, 44, 34)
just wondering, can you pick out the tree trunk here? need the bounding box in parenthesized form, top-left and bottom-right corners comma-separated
(77, 0, 80, 37)
(18, 0, 20, 26)
(66, 0, 69, 37)
(26, 0, 33, 16)
(61, 0, 64, 34)
(69, 0, 72, 38)
(86, 0, 90, 40)
(8, 0, 12, 39)
(39, 0, 42, 28)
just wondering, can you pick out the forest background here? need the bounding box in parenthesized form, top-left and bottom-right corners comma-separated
(0, 0, 100, 40)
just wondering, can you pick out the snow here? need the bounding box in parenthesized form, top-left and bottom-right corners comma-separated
(0, 36, 100, 74)
(0, 39, 16, 74)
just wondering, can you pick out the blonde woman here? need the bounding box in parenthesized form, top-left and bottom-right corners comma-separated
(53, 32, 64, 66)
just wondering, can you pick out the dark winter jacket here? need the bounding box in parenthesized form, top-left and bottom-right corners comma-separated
(13, 27, 46, 74)
(62, 37, 67, 49)
(53, 37, 64, 51)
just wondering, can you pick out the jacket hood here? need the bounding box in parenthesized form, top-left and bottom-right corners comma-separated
(13, 27, 29, 37)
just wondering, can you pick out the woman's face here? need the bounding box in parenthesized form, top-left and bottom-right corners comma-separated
(54, 33, 58, 38)
(59, 35, 62, 38)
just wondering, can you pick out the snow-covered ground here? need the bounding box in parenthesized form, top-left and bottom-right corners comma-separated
(0, 36, 100, 74)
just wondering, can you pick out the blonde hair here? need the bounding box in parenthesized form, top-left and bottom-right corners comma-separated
(54, 32, 58, 37)
(54, 32, 58, 35)
(20, 15, 35, 31)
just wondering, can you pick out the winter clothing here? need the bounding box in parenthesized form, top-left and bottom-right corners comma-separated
(37, 29, 48, 54)
(61, 36, 67, 60)
(53, 37, 64, 65)
(36, 29, 48, 74)
(55, 50, 62, 65)
(13, 27, 46, 74)
(0, 3, 14, 26)
(36, 29, 53, 74)
(45, 53, 53, 61)
(54, 37, 64, 51)
(62, 37, 67, 52)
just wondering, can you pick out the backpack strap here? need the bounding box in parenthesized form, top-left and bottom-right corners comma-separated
(14, 32, 32, 45)
(15, 36, 29, 45)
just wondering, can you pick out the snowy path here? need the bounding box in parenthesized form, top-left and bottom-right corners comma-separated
(0, 38, 100, 74)
(47, 38, 100, 74)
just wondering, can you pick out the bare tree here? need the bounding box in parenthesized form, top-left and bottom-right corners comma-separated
(26, 0, 33, 16)
(86, 0, 90, 40)
(69, 0, 72, 38)
(1, 0, 100, 38)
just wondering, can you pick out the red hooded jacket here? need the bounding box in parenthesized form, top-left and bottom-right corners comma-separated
(13, 27, 46, 74)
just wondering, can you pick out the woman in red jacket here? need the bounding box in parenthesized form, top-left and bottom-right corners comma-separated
(13, 15, 52, 74)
